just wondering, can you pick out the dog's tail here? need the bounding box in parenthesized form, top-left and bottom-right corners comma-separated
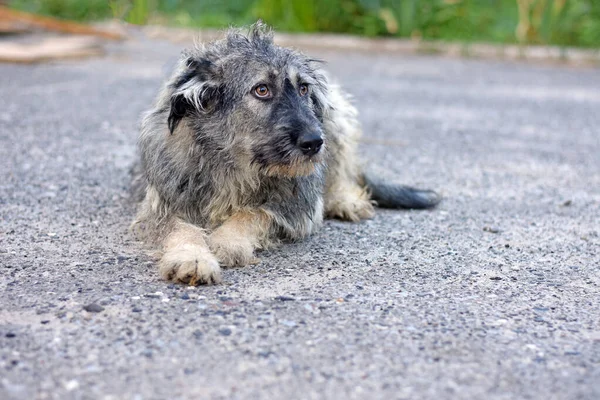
(363, 171, 441, 209)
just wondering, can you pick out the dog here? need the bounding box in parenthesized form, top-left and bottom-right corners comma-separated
(132, 22, 440, 285)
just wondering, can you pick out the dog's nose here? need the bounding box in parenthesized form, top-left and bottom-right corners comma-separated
(297, 133, 323, 156)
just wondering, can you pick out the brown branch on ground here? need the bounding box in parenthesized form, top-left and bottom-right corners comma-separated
(0, 36, 104, 64)
(0, 6, 125, 40)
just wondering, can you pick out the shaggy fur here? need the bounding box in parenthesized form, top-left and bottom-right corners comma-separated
(132, 22, 440, 285)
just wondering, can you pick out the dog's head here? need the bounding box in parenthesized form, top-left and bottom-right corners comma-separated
(166, 22, 330, 178)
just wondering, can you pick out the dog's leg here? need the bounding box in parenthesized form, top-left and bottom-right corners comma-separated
(323, 86, 374, 222)
(208, 210, 271, 267)
(325, 178, 374, 222)
(159, 219, 221, 285)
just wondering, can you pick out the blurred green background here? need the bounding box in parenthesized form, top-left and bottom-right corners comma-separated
(8, 0, 600, 47)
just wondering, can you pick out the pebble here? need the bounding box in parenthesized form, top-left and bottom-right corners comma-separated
(274, 295, 295, 301)
(192, 329, 203, 339)
(218, 328, 232, 336)
(304, 304, 320, 314)
(483, 226, 501, 234)
(83, 303, 105, 313)
(64, 380, 79, 391)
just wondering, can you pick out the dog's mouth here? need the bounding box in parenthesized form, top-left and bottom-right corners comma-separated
(260, 149, 324, 178)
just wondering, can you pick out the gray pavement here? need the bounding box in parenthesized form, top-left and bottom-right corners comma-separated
(1, 33, 599, 400)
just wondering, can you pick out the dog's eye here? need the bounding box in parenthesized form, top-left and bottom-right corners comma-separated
(299, 83, 309, 96)
(254, 84, 271, 99)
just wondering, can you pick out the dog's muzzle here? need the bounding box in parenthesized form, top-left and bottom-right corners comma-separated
(297, 131, 323, 156)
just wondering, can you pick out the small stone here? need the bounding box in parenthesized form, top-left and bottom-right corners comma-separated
(490, 318, 508, 326)
(483, 226, 501, 234)
(192, 329, 203, 339)
(561, 200, 572, 207)
(218, 328, 232, 336)
(132, 307, 142, 313)
(304, 304, 320, 314)
(64, 380, 79, 391)
(83, 303, 104, 313)
(180, 293, 190, 300)
(41, 320, 50, 324)
(490, 276, 503, 281)
(5, 332, 16, 338)
(274, 295, 295, 301)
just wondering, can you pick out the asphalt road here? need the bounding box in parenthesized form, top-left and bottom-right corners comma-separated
(1, 33, 599, 400)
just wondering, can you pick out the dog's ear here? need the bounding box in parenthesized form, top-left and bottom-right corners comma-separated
(167, 94, 194, 135)
(167, 57, 221, 134)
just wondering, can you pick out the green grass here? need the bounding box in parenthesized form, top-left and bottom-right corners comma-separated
(8, 0, 600, 48)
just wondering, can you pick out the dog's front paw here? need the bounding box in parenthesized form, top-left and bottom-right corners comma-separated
(159, 244, 221, 285)
(208, 230, 257, 267)
(326, 194, 375, 222)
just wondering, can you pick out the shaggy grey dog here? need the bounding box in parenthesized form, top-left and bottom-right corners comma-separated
(133, 22, 440, 285)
